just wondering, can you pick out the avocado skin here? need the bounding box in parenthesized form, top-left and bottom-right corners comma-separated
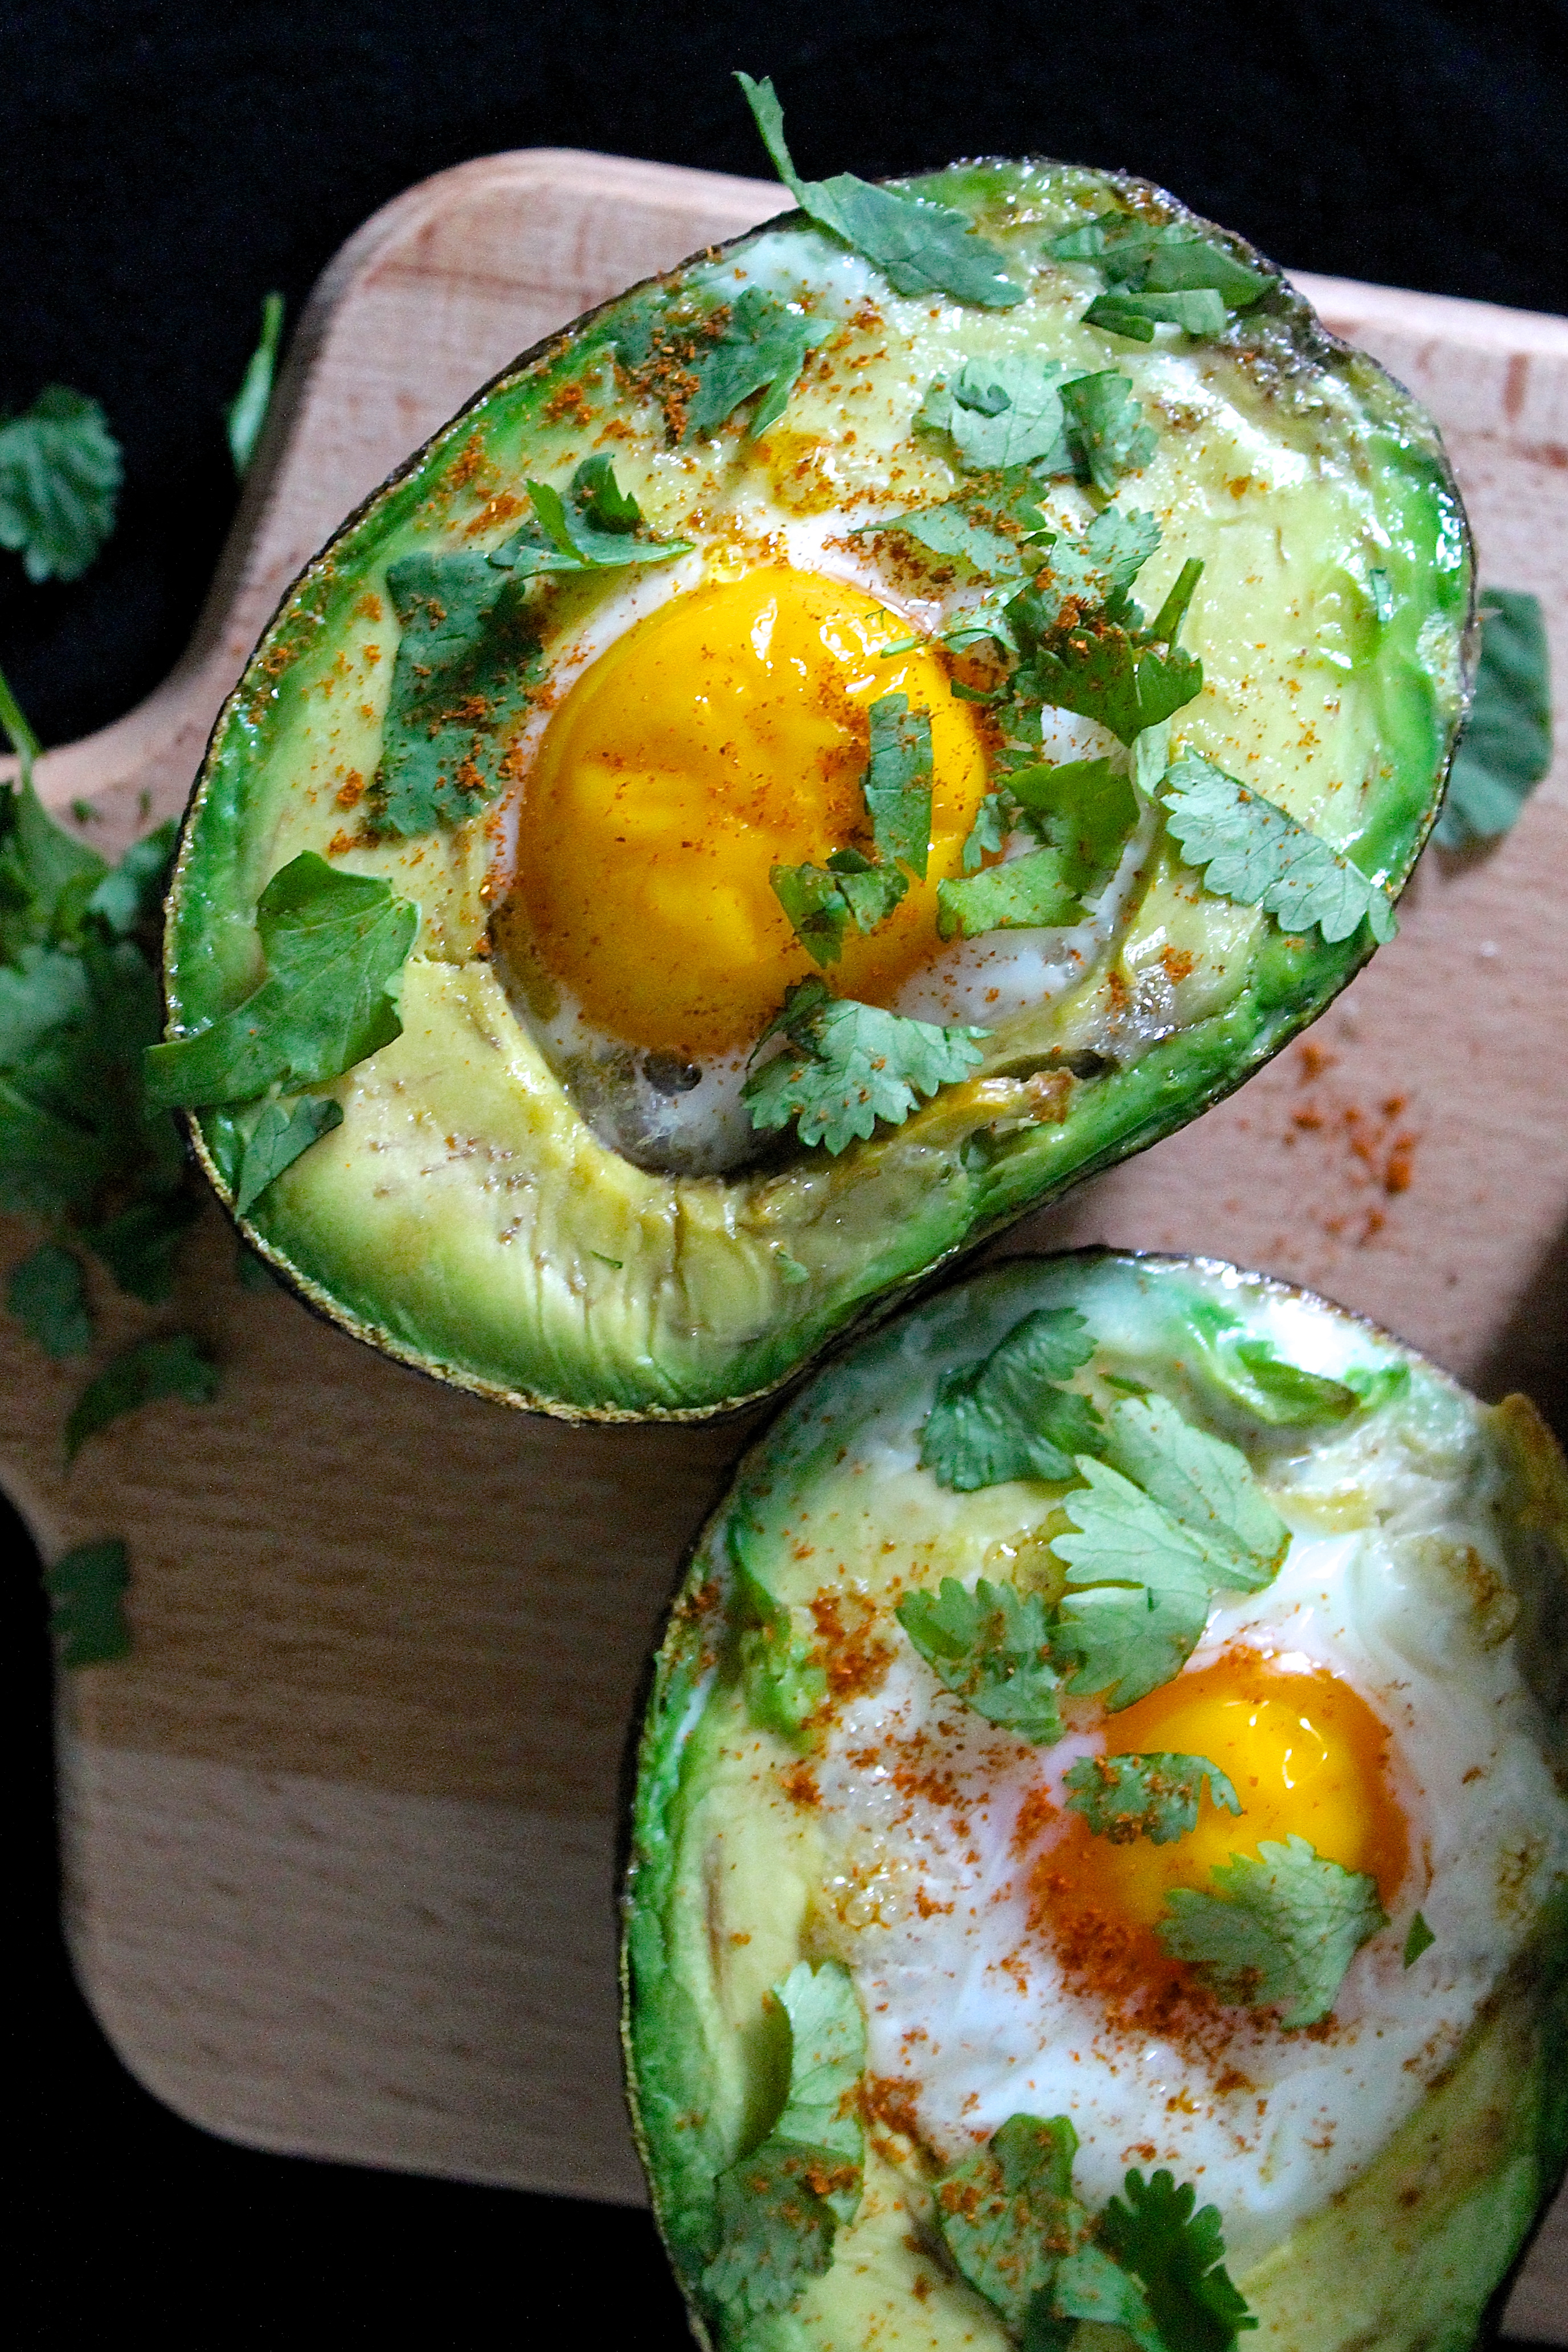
(621, 1254, 1568, 2351)
(163, 166, 1473, 1422)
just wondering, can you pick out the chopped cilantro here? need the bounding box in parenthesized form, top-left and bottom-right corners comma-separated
(936, 845, 1081, 939)
(1403, 1910, 1436, 1967)
(743, 977, 987, 1155)
(1434, 588, 1552, 849)
(494, 466, 693, 576)
(896, 1576, 1065, 1742)
(64, 1331, 218, 1464)
(370, 550, 541, 834)
(43, 1537, 132, 1668)
(1190, 1316, 1362, 1426)
(570, 452, 639, 531)
(231, 1095, 346, 1216)
(1053, 1458, 1214, 1708)
(0, 386, 122, 583)
(145, 853, 417, 1112)
(1006, 755, 1140, 897)
(933, 2113, 1083, 2337)
(731, 1528, 828, 1741)
(863, 693, 933, 877)
(1098, 2168, 1258, 2350)
(738, 73, 1024, 309)
(7, 1240, 92, 1357)
(79, 1193, 200, 1306)
(960, 789, 1011, 872)
(1025, 626, 1202, 747)
(1086, 289, 1229, 342)
(1063, 1751, 1241, 1845)
(771, 852, 908, 966)
(919, 1305, 1100, 1490)
(1051, 2240, 1164, 2349)
(682, 285, 832, 438)
(1039, 506, 1163, 626)
(1161, 752, 1397, 943)
(702, 1960, 865, 2325)
(226, 292, 285, 477)
(1059, 371, 1158, 497)
(859, 489, 1042, 578)
(1100, 1393, 1289, 1591)
(1157, 1834, 1389, 2027)
(947, 355, 1069, 469)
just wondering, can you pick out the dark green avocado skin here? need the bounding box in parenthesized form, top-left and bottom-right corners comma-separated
(622, 1254, 1568, 2351)
(162, 162, 1473, 1422)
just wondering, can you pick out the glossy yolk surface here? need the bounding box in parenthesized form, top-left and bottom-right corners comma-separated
(506, 568, 989, 1060)
(1065, 1649, 1407, 1936)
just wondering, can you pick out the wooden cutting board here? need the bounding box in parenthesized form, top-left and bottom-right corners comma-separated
(6, 150, 1566, 2338)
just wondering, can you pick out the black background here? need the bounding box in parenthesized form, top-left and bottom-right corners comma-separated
(5, 1, 1565, 2339)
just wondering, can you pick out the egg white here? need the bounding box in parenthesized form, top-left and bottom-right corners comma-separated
(801, 1376, 1568, 2276)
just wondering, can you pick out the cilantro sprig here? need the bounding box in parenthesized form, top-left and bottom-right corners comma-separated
(1100, 1393, 1289, 1590)
(370, 550, 541, 835)
(683, 285, 832, 437)
(919, 1305, 1100, 1490)
(226, 292, 285, 477)
(932, 2112, 1255, 2351)
(738, 73, 1023, 309)
(743, 977, 987, 1154)
(936, 846, 1081, 942)
(916, 359, 1156, 497)
(490, 458, 694, 578)
(1157, 1833, 1389, 2027)
(1434, 587, 1552, 849)
(1160, 752, 1397, 944)
(0, 386, 122, 583)
(702, 1961, 865, 2328)
(1063, 1751, 1241, 1845)
(896, 1576, 1065, 1742)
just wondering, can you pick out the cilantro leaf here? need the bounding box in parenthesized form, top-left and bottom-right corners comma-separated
(933, 2113, 1084, 2336)
(0, 387, 122, 582)
(232, 1095, 345, 1215)
(1006, 756, 1140, 897)
(1053, 1459, 1214, 1708)
(144, 854, 417, 1111)
(64, 1331, 219, 1464)
(896, 1576, 1065, 1742)
(226, 292, 285, 477)
(919, 1305, 1100, 1490)
(738, 73, 1023, 309)
(702, 1960, 865, 2324)
(79, 1193, 200, 1305)
(1100, 1394, 1289, 1591)
(1161, 752, 1397, 943)
(1063, 1752, 1241, 1845)
(743, 978, 987, 1154)
(1190, 1318, 1362, 1426)
(501, 468, 694, 575)
(369, 550, 541, 834)
(1142, 234, 1275, 309)
(960, 790, 1012, 871)
(1059, 372, 1158, 497)
(1086, 289, 1230, 342)
(1434, 588, 1552, 848)
(863, 693, 934, 877)
(1157, 1834, 1389, 2027)
(1025, 625, 1202, 747)
(1050, 2240, 1163, 2350)
(1403, 1910, 1435, 1967)
(1040, 506, 1162, 625)
(6, 1240, 92, 1357)
(862, 496, 1033, 579)
(570, 452, 640, 531)
(771, 853, 908, 965)
(85, 817, 179, 939)
(682, 286, 831, 438)
(43, 1537, 132, 1668)
(1098, 2169, 1257, 2351)
(937, 846, 1082, 940)
(946, 357, 1068, 469)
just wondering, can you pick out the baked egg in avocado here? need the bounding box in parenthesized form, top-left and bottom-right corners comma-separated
(153, 82, 1472, 1418)
(623, 1251, 1568, 2350)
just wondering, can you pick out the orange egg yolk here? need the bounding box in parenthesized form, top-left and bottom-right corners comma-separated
(1059, 1649, 1407, 1944)
(503, 567, 990, 1061)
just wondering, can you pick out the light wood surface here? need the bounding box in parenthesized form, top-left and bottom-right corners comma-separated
(5, 150, 1565, 2336)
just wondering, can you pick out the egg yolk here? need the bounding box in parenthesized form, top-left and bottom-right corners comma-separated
(1063, 1649, 1408, 1937)
(503, 567, 990, 1060)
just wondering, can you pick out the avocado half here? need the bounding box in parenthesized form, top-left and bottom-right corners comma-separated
(623, 1252, 1568, 2350)
(161, 163, 1472, 1420)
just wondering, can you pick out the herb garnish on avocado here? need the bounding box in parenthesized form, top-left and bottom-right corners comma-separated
(743, 978, 988, 1154)
(1064, 1751, 1242, 1845)
(897, 1576, 1065, 1742)
(1160, 753, 1397, 943)
(1157, 1835, 1389, 2028)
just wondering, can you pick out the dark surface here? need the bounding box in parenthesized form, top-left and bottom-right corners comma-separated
(5, 0, 1566, 2336)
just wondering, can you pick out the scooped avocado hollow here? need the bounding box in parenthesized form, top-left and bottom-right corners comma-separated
(622, 1249, 1568, 2352)
(151, 75, 1473, 1421)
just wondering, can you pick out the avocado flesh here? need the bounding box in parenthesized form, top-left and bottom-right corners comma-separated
(622, 1254, 1568, 2348)
(165, 163, 1471, 1418)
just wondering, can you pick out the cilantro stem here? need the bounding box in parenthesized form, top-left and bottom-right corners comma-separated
(1149, 557, 1203, 647)
(0, 658, 39, 788)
